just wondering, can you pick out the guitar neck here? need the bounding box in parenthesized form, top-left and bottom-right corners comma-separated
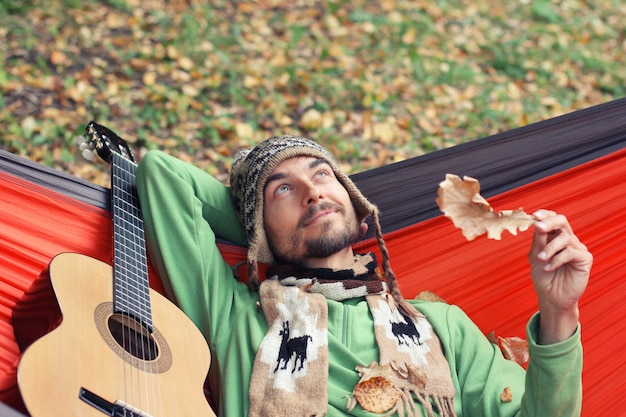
(111, 152, 153, 331)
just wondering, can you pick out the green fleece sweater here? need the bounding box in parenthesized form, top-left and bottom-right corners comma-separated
(135, 150, 582, 417)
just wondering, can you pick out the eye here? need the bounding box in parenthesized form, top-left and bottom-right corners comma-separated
(275, 184, 290, 195)
(315, 169, 332, 180)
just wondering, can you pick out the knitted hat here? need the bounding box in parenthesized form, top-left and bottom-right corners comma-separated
(230, 135, 374, 261)
(230, 136, 412, 317)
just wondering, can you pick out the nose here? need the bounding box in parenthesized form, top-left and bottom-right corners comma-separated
(303, 181, 322, 206)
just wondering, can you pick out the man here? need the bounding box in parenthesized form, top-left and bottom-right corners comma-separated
(136, 136, 591, 417)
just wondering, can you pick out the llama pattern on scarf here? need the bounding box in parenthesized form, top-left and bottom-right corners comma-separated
(369, 296, 434, 366)
(274, 320, 312, 373)
(391, 311, 424, 346)
(255, 282, 328, 392)
(249, 280, 329, 417)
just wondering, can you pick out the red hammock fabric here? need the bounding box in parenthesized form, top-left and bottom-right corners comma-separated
(1, 94, 625, 417)
(361, 148, 626, 416)
(1, 147, 624, 415)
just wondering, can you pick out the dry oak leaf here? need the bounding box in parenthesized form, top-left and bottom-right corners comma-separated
(487, 332, 529, 368)
(501, 386, 513, 403)
(436, 174, 536, 241)
(498, 336, 529, 368)
(347, 361, 425, 416)
(351, 376, 401, 414)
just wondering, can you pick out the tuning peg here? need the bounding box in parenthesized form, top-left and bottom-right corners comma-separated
(77, 134, 93, 152)
(82, 148, 95, 161)
(77, 135, 94, 160)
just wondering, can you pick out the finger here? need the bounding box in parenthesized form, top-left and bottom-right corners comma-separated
(532, 213, 580, 262)
(530, 211, 556, 257)
(542, 244, 592, 272)
(540, 246, 570, 272)
(537, 226, 589, 270)
(534, 213, 574, 239)
(532, 209, 557, 221)
(537, 229, 570, 260)
(530, 226, 548, 259)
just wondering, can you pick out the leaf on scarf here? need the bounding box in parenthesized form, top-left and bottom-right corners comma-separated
(436, 174, 536, 240)
(352, 376, 401, 414)
(348, 362, 403, 415)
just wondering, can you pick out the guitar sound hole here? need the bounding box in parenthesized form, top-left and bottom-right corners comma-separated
(108, 313, 159, 361)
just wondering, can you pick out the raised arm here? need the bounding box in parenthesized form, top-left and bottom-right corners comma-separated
(136, 150, 250, 341)
(529, 210, 592, 345)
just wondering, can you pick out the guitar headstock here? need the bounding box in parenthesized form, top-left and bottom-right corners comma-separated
(78, 121, 135, 164)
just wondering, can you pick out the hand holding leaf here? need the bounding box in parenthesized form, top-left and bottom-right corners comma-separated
(436, 174, 536, 241)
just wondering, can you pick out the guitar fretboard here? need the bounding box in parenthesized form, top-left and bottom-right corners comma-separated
(111, 152, 153, 331)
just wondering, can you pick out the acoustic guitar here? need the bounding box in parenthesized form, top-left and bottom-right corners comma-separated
(16, 122, 216, 417)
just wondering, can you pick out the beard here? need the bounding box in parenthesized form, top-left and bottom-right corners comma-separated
(302, 217, 360, 259)
(269, 202, 361, 264)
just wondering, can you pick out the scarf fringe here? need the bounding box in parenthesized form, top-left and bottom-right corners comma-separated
(375, 389, 456, 417)
(407, 391, 456, 417)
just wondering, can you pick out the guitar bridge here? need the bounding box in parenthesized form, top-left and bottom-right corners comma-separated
(79, 387, 154, 417)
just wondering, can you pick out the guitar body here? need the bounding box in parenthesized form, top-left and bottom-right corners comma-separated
(18, 253, 215, 417)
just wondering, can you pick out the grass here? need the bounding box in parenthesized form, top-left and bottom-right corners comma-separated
(1, 0, 625, 185)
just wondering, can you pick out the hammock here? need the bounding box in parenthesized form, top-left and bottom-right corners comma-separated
(1, 98, 625, 416)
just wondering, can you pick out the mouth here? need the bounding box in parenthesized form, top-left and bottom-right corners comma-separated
(300, 203, 343, 228)
(304, 209, 337, 226)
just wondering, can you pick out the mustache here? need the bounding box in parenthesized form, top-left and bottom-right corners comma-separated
(298, 202, 345, 228)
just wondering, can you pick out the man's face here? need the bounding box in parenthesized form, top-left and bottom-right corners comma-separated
(263, 156, 360, 265)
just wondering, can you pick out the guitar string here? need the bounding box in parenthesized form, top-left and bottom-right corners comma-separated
(114, 156, 164, 416)
(117, 159, 156, 416)
(114, 161, 139, 415)
(125, 158, 164, 417)
(113, 167, 129, 413)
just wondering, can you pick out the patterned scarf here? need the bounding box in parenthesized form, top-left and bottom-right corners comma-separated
(248, 253, 456, 417)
